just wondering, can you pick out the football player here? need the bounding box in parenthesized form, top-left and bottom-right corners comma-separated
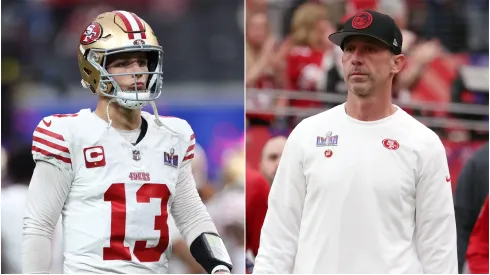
(22, 11, 233, 274)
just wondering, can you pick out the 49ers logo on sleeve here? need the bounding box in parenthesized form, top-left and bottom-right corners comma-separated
(83, 146, 106, 168)
(80, 22, 103, 45)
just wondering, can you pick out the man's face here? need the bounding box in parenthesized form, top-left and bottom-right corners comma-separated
(341, 36, 395, 97)
(246, 13, 268, 47)
(106, 52, 149, 91)
(260, 137, 286, 184)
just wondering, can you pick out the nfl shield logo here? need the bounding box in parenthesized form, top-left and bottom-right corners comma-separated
(133, 150, 141, 161)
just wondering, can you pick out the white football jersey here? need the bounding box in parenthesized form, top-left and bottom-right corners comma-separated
(31, 109, 196, 273)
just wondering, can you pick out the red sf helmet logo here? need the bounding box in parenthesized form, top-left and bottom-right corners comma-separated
(80, 22, 103, 45)
(352, 11, 373, 29)
(382, 139, 400, 150)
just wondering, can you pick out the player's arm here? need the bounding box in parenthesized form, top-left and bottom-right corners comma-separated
(23, 161, 71, 273)
(23, 116, 73, 274)
(171, 131, 233, 274)
(414, 136, 458, 273)
(167, 214, 206, 273)
(253, 125, 306, 274)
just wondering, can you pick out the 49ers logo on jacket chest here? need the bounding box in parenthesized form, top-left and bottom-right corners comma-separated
(80, 22, 103, 45)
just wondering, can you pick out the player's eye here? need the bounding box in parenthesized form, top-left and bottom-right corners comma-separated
(111, 61, 127, 67)
(138, 59, 148, 67)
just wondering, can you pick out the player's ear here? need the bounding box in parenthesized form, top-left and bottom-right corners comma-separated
(390, 53, 406, 74)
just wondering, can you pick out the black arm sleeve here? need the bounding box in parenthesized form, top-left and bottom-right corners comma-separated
(190, 232, 233, 274)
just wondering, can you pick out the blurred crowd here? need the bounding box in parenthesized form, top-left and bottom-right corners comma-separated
(2, 0, 245, 273)
(246, 0, 488, 130)
(245, 0, 488, 273)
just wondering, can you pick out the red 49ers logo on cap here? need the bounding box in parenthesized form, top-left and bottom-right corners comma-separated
(80, 22, 103, 45)
(352, 11, 373, 29)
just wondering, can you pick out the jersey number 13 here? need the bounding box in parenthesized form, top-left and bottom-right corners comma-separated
(103, 183, 171, 262)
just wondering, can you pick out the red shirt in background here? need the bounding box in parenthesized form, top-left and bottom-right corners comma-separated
(245, 167, 270, 257)
(466, 196, 489, 274)
(286, 46, 326, 109)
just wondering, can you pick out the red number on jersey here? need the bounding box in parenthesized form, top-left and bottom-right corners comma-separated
(103, 183, 131, 260)
(103, 183, 171, 262)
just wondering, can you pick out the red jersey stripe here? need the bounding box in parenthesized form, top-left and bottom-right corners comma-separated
(33, 136, 70, 154)
(32, 146, 71, 164)
(186, 144, 195, 153)
(35, 127, 65, 141)
(183, 154, 194, 162)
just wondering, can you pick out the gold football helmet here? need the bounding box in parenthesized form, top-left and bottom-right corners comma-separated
(78, 11, 163, 109)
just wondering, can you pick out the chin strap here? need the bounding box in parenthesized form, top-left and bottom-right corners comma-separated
(105, 98, 163, 130)
(105, 98, 117, 129)
(150, 101, 163, 127)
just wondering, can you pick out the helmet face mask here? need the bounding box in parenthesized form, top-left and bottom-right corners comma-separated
(78, 11, 164, 109)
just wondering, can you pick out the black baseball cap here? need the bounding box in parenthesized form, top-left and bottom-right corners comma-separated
(329, 10, 403, 55)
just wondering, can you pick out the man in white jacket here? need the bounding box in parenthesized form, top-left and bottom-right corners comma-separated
(253, 10, 457, 274)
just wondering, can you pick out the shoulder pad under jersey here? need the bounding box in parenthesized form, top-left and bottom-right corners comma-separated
(155, 114, 196, 165)
(31, 112, 80, 173)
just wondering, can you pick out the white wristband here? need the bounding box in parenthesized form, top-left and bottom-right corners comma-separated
(211, 265, 230, 274)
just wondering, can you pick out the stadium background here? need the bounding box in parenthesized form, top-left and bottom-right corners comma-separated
(1, 0, 245, 273)
(245, 0, 488, 273)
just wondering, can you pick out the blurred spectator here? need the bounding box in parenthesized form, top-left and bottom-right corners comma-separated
(245, 166, 270, 273)
(465, 196, 489, 274)
(206, 146, 245, 274)
(454, 142, 489, 273)
(259, 136, 286, 185)
(246, 0, 268, 14)
(285, 2, 338, 109)
(246, 10, 284, 126)
(1, 146, 63, 274)
(246, 11, 280, 89)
